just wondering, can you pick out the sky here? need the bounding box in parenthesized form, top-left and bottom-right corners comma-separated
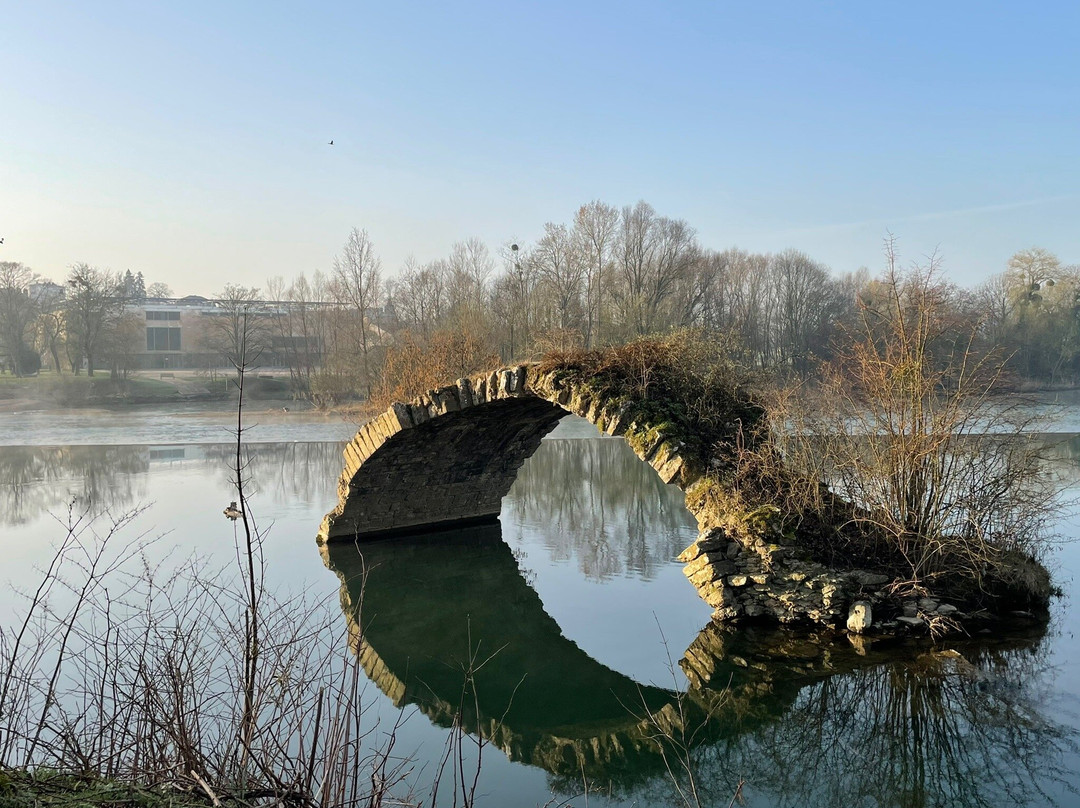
(1, 0, 1078, 295)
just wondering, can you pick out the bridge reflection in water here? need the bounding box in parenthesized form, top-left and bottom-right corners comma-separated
(322, 525, 1078, 804)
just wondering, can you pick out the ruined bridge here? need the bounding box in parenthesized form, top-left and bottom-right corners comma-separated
(320, 362, 884, 626)
(319, 363, 693, 542)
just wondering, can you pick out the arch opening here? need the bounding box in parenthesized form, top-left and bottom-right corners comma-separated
(319, 364, 695, 542)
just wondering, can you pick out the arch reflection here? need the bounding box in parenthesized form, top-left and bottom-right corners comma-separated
(324, 529, 1076, 804)
(323, 526, 695, 778)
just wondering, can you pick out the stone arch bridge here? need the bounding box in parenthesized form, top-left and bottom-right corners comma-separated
(319, 363, 883, 626)
(319, 363, 692, 541)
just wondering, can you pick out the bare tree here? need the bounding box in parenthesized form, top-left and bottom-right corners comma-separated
(34, 306, 67, 374)
(1006, 246, 1060, 305)
(573, 201, 619, 347)
(146, 281, 172, 299)
(770, 248, 840, 373)
(445, 237, 493, 321)
(266, 271, 332, 396)
(99, 311, 144, 383)
(389, 257, 449, 338)
(531, 222, 585, 333)
(0, 262, 44, 376)
(491, 243, 535, 361)
(612, 201, 698, 336)
(202, 285, 269, 387)
(65, 264, 126, 377)
(330, 228, 382, 399)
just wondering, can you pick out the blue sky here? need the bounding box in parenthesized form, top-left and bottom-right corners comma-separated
(1, 0, 1078, 294)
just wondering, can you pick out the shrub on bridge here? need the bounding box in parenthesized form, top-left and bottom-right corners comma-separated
(538, 329, 765, 470)
(375, 329, 498, 409)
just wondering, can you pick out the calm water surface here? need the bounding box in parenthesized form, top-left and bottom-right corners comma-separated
(2, 405, 1079, 807)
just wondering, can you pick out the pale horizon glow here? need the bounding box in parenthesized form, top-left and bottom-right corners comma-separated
(2, 1, 1078, 295)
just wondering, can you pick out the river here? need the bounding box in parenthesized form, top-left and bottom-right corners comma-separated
(1, 401, 1078, 806)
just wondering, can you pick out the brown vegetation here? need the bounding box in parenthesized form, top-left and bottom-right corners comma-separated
(373, 328, 498, 410)
(740, 253, 1057, 609)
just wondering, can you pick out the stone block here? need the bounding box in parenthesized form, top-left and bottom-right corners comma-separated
(408, 402, 430, 424)
(356, 428, 379, 456)
(700, 582, 733, 608)
(851, 570, 891, 588)
(438, 385, 462, 413)
(653, 442, 685, 484)
(846, 601, 872, 634)
(370, 413, 394, 442)
(677, 542, 702, 563)
(604, 405, 630, 436)
(696, 529, 728, 552)
(683, 550, 731, 579)
(743, 602, 765, 618)
(456, 378, 474, 408)
(896, 616, 925, 628)
(584, 397, 605, 423)
(386, 402, 413, 431)
(343, 441, 367, 470)
(473, 378, 490, 404)
(568, 390, 590, 417)
(687, 566, 720, 588)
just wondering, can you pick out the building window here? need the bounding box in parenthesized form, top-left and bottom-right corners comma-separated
(147, 311, 181, 321)
(146, 327, 181, 351)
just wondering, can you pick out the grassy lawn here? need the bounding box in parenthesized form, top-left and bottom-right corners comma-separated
(124, 377, 184, 396)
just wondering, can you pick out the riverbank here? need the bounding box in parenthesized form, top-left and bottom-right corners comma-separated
(0, 769, 212, 807)
(0, 370, 298, 412)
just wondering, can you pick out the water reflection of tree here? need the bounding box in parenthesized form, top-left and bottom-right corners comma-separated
(681, 636, 1079, 808)
(503, 437, 698, 580)
(0, 446, 148, 525)
(198, 441, 344, 506)
(0, 442, 346, 527)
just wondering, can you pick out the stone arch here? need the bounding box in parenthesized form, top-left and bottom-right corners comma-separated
(318, 363, 699, 542)
(319, 362, 883, 629)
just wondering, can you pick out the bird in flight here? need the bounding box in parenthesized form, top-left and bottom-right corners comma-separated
(328, 140, 334, 146)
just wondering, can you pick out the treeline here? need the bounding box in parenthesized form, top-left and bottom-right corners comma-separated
(0, 263, 158, 378)
(1, 200, 1077, 399)
(265, 202, 1079, 403)
(261, 203, 870, 405)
